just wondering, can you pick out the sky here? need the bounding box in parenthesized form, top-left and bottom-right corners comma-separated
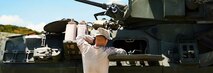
(0, 0, 127, 32)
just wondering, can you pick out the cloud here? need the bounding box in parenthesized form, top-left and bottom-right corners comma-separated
(108, 0, 122, 3)
(0, 15, 24, 25)
(26, 22, 46, 32)
(0, 15, 46, 32)
(107, 0, 122, 4)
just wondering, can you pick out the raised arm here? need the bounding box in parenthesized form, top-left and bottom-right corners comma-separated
(76, 35, 94, 54)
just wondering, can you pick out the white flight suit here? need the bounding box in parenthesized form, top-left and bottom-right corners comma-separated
(76, 35, 126, 73)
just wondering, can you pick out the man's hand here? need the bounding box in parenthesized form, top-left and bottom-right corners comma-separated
(116, 48, 127, 55)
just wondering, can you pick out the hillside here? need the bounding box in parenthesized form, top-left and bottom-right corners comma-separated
(0, 24, 40, 35)
(0, 32, 21, 48)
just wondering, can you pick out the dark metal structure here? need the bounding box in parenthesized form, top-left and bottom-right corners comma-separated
(1, 0, 213, 73)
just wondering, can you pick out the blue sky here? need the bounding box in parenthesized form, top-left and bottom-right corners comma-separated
(0, 0, 127, 32)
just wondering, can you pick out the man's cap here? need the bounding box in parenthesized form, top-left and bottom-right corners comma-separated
(95, 28, 112, 40)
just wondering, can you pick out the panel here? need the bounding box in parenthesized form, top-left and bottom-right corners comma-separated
(164, 0, 185, 17)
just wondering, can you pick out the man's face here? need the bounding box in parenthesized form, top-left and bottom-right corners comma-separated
(95, 35, 108, 47)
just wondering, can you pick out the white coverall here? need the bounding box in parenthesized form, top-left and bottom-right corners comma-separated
(76, 35, 126, 73)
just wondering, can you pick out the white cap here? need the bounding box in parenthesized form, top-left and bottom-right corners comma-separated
(95, 28, 112, 40)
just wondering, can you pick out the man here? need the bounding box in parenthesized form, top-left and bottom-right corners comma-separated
(76, 28, 126, 73)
